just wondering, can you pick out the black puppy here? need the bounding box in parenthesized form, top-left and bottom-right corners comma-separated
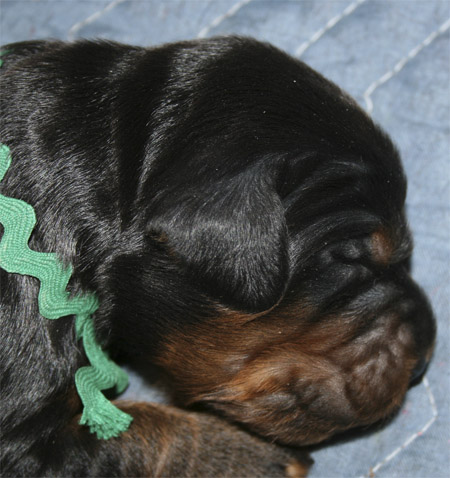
(0, 37, 435, 477)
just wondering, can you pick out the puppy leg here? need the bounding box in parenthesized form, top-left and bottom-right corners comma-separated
(116, 402, 312, 478)
(9, 402, 311, 477)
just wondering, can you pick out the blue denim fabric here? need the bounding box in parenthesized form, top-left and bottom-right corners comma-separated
(1, 1, 448, 476)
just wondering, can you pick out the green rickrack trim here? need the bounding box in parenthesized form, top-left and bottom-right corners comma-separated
(0, 143, 133, 439)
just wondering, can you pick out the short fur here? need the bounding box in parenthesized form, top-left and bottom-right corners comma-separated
(0, 37, 435, 477)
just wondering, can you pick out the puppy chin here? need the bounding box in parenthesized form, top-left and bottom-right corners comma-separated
(190, 340, 410, 446)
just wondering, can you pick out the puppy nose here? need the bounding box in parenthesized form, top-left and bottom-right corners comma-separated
(410, 357, 428, 384)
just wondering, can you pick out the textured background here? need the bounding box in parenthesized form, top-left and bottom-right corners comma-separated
(1, 1, 449, 477)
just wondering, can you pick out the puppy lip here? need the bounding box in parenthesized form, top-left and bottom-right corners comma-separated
(409, 357, 429, 386)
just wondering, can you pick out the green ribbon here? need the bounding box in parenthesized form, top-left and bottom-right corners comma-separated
(0, 141, 132, 438)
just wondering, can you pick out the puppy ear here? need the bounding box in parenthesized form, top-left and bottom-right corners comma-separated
(147, 167, 289, 313)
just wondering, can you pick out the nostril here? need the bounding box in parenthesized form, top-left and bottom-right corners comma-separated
(410, 357, 428, 385)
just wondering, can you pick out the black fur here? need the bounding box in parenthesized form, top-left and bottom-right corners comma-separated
(0, 37, 435, 477)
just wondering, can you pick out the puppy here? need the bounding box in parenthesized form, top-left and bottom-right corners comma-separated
(0, 37, 435, 477)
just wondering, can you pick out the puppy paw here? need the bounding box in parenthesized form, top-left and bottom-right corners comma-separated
(285, 458, 313, 478)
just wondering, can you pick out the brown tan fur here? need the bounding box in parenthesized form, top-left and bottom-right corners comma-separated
(156, 294, 421, 446)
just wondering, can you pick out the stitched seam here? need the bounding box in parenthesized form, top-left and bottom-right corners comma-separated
(197, 0, 253, 38)
(357, 377, 438, 478)
(67, 0, 128, 41)
(363, 17, 450, 113)
(294, 0, 367, 58)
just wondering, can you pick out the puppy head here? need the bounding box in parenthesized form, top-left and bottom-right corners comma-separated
(105, 38, 436, 446)
(150, 159, 434, 445)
